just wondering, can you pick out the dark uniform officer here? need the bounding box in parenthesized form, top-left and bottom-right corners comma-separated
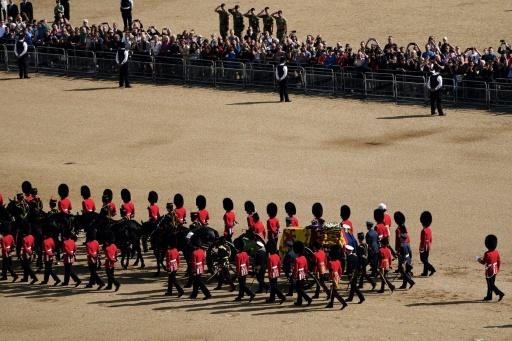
(345, 245, 365, 304)
(427, 64, 444, 116)
(14, 34, 29, 79)
(60, 0, 70, 20)
(258, 7, 274, 35)
(276, 57, 290, 102)
(228, 5, 244, 39)
(244, 8, 259, 38)
(272, 10, 287, 42)
(215, 4, 229, 40)
(20, 0, 33, 23)
(116, 43, 131, 88)
(120, 0, 133, 32)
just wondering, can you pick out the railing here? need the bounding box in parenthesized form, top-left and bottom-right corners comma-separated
(1, 45, 510, 110)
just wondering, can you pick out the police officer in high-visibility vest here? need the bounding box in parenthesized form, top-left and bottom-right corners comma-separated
(14, 33, 29, 79)
(116, 43, 131, 88)
(275, 56, 290, 102)
(427, 64, 444, 116)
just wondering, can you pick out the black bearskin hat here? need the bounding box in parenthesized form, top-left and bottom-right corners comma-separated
(148, 191, 158, 204)
(340, 205, 351, 220)
(196, 195, 206, 210)
(312, 202, 323, 218)
(394, 211, 406, 226)
(420, 211, 432, 227)
(374, 208, 384, 223)
(293, 240, 305, 255)
(121, 188, 131, 202)
(234, 238, 245, 251)
(103, 189, 113, 202)
(266, 239, 278, 254)
(266, 202, 278, 218)
(329, 244, 341, 260)
(244, 200, 255, 214)
(173, 193, 184, 208)
(485, 234, 498, 251)
(284, 201, 296, 215)
(58, 183, 69, 198)
(223, 197, 234, 211)
(21, 181, 32, 195)
(253, 212, 260, 222)
(80, 185, 91, 199)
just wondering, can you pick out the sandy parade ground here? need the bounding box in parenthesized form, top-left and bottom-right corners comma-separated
(1, 1, 512, 340)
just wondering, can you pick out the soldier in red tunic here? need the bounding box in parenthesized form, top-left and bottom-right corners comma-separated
(120, 188, 135, 220)
(244, 200, 256, 231)
(233, 238, 255, 302)
(419, 211, 436, 277)
(80, 185, 96, 214)
(252, 213, 266, 240)
(325, 245, 348, 309)
(57, 184, 72, 214)
(101, 189, 117, 218)
(284, 201, 299, 227)
(223, 197, 236, 241)
(265, 240, 286, 304)
(173, 193, 186, 226)
(266, 202, 280, 243)
(41, 230, 61, 285)
(292, 241, 312, 306)
(85, 230, 105, 289)
(61, 233, 81, 287)
(196, 195, 209, 226)
(478, 234, 504, 301)
(165, 236, 184, 297)
(340, 205, 353, 234)
(189, 239, 211, 299)
(20, 229, 38, 284)
(377, 238, 395, 293)
(373, 209, 388, 241)
(104, 233, 121, 291)
(311, 241, 329, 299)
(0, 225, 18, 282)
(143, 191, 160, 252)
(310, 203, 325, 228)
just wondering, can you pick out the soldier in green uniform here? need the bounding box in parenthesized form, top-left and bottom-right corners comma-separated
(244, 8, 259, 38)
(257, 7, 273, 35)
(215, 4, 229, 40)
(272, 10, 287, 42)
(228, 5, 244, 39)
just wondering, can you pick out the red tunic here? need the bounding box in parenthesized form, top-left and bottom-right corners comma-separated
(375, 223, 388, 240)
(293, 255, 308, 280)
(235, 251, 250, 276)
(82, 198, 96, 213)
(175, 207, 186, 224)
(313, 250, 327, 274)
(379, 247, 392, 270)
(25, 194, 34, 203)
(247, 214, 255, 231)
(166, 248, 180, 272)
(253, 221, 266, 240)
(287, 215, 300, 227)
(329, 259, 343, 283)
(342, 219, 354, 234)
(0, 193, 3, 206)
(420, 227, 432, 252)
(483, 250, 500, 278)
(223, 210, 236, 236)
(198, 209, 209, 225)
(86, 240, 100, 264)
(106, 202, 117, 217)
(267, 217, 280, 239)
(105, 244, 118, 269)
(43, 237, 55, 262)
(384, 213, 392, 228)
(22, 235, 35, 257)
(148, 204, 160, 222)
(267, 254, 281, 279)
(192, 248, 206, 275)
(1, 234, 15, 257)
(58, 198, 72, 214)
(63, 239, 76, 264)
(121, 201, 135, 219)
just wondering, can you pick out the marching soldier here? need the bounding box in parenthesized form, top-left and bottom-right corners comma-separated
(340, 205, 354, 234)
(228, 5, 244, 39)
(14, 33, 29, 79)
(244, 8, 259, 38)
(223, 197, 236, 241)
(356, 232, 376, 290)
(311, 241, 330, 299)
(325, 245, 348, 309)
(233, 238, 255, 302)
(116, 43, 131, 88)
(57, 183, 72, 214)
(276, 57, 290, 102)
(377, 238, 395, 293)
(292, 241, 312, 306)
(85, 230, 105, 289)
(365, 221, 379, 276)
(252, 213, 266, 240)
(284, 201, 299, 227)
(265, 240, 286, 304)
(120, 188, 135, 219)
(173, 193, 186, 226)
(478, 235, 504, 301)
(258, 7, 274, 35)
(427, 64, 445, 116)
(41, 230, 61, 286)
(255, 241, 268, 293)
(394, 212, 415, 290)
(272, 10, 287, 42)
(20, 229, 38, 284)
(0, 226, 18, 282)
(101, 189, 117, 218)
(189, 239, 211, 299)
(196, 195, 209, 226)
(266, 202, 280, 243)
(345, 245, 365, 304)
(215, 4, 229, 40)
(165, 236, 184, 297)
(61, 233, 81, 287)
(104, 233, 121, 291)
(81, 185, 96, 214)
(419, 211, 436, 276)
(244, 200, 256, 231)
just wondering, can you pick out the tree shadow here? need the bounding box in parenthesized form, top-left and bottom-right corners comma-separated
(377, 114, 433, 120)
(406, 299, 486, 307)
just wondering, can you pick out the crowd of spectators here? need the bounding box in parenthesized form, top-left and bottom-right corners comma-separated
(1, 3, 512, 82)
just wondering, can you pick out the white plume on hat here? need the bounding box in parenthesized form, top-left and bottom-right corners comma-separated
(378, 203, 387, 211)
(345, 245, 354, 251)
(342, 224, 351, 230)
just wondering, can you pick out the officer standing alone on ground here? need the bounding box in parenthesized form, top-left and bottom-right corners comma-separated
(116, 42, 131, 88)
(427, 64, 445, 116)
(276, 56, 290, 102)
(14, 33, 29, 79)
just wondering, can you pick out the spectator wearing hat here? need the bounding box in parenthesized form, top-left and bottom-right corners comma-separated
(276, 56, 290, 102)
(427, 64, 444, 116)
(266, 240, 286, 304)
(478, 235, 504, 301)
(14, 32, 29, 79)
(116, 42, 131, 88)
(120, 0, 133, 32)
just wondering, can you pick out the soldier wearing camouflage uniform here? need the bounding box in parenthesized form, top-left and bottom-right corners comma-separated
(258, 7, 273, 35)
(215, 4, 229, 40)
(272, 10, 287, 42)
(244, 8, 259, 38)
(228, 5, 245, 39)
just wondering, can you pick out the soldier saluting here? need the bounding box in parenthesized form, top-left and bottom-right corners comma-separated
(244, 8, 259, 39)
(228, 5, 244, 39)
(257, 7, 273, 35)
(116, 42, 131, 88)
(215, 4, 229, 40)
(14, 33, 29, 79)
(271, 10, 287, 42)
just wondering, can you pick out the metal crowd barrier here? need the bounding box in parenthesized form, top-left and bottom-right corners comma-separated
(1, 45, 510, 110)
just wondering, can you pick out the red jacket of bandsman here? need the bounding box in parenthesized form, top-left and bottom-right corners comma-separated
(293, 255, 308, 280)
(86, 240, 100, 264)
(313, 249, 327, 274)
(483, 250, 500, 278)
(148, 203, 160, 222)
(253, 221, 266, 240)
(1, 234, 15, 257)
(223, 211, 236, 236)
(235, 251, 250, 276)
(121, 201, 135, 219)
(58, 198, 72, 214)
(192, 248, 206, 275)
(328, 259, 343, 284)
(63, 239, 76, 264)
(420, 226, 432, 252)
(22, 234, 35, 258)
(82, 198, 96, 213)
(379, 246, 392, 270)
(43, 237, 55, 262)
(198, 209, 209, 226)
(105, 244, 118, 269)
(267, 253, 281, 279)
(267, 217, 280, 240)
(166, 248, 180, 272)
(175, 207, 186, 225)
